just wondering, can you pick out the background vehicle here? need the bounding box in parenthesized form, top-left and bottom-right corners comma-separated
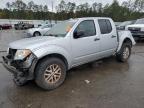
(114, 22, 122, 27)
(27, 24, 54, 37)
(117, 20, 136, 30)
(126, 18, 144, 40)
(14, 21, 34, 30)
(0, 24, 12, 30)
(37, 21, 51, 27)
(3, 17, 135, 90)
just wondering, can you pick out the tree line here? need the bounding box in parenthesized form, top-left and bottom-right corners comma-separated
(0, 0, 144, 22)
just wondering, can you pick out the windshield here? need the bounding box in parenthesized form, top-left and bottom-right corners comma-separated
(135, 19, 144, 24)
(44, 20, 77, 37)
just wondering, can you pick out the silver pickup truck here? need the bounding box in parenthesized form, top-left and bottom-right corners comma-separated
(2, 17, 136, 90)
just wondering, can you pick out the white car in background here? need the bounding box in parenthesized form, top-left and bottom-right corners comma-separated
(117, 20, 136, 30)
(126, 18, 144, 40)
(27, 24, 54, 37)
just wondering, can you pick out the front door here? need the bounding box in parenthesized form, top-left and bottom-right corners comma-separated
(71, 20, 100, 66)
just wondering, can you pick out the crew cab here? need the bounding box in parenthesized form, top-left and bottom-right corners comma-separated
(2, 17, 135, 90)
(126, 18, 144, 40)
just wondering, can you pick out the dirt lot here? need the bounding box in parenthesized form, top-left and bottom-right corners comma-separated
(0, 30, 144, 108)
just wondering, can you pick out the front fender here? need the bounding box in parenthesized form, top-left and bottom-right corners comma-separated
(117, 30, 136, 52)
(32, 45, 72, 69)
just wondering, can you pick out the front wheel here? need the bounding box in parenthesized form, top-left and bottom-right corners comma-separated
(116, 43, 131, 62)
(35, 57, 66, 90)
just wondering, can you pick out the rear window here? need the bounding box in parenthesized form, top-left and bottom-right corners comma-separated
(98, 19, 112, 34)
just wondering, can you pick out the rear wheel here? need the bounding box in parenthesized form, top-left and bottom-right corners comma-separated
(35, 57, 66, 90)
(116, 42, 131, 62)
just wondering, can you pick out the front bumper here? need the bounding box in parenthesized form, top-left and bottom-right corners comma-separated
(27, 32, 33, 37)
(130, 31, 144, 38)
(2, 54, 37, 80)
(3, 56, 20, 75)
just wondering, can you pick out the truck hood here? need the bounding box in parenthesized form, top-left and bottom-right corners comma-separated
(127, 24, 144, 28)
(9, 36, 58, 50)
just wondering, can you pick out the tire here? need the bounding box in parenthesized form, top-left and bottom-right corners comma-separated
(33, 31, 41, 36)
(35, 57, 66, 90)
(116, 42, 131, 62)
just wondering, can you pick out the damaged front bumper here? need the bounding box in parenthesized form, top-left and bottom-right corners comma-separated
(2, 53, 38, 81)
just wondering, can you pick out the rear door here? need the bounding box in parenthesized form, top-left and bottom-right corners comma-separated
(98, 19, 118, 57)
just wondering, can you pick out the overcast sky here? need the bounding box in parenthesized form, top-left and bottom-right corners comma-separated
(0, 0, 126, 11)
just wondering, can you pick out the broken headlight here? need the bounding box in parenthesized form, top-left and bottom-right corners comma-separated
(14, 49, 31, 60)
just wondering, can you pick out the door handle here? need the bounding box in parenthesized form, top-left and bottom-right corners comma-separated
(94, 38, 100, 41)
(111, 35, 117, 38)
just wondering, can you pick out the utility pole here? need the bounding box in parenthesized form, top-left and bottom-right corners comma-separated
(50, 0, 54, 24)
(52, 0, 54, 13)
(51, 0, 57, 24)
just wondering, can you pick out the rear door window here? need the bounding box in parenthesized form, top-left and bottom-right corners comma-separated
(98, 19, 112, 34)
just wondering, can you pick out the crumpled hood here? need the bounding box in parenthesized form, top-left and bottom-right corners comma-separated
(9, 36, 57, 50)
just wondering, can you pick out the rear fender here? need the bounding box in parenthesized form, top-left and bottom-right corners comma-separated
(117, 30, 136, 52)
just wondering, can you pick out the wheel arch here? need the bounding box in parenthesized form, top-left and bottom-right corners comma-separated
(34, 53, 69, 73)
(33, 31, 41, 36)
(117, 37, 132, 52)
(123, 38, 132, 47)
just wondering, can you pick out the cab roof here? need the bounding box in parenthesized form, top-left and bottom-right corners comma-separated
(70, 17, 112, 20)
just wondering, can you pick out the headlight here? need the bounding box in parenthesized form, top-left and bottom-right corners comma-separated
(14, 49, 31, 60)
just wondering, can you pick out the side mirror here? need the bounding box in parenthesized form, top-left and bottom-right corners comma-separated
(73, 31, 84, 39)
